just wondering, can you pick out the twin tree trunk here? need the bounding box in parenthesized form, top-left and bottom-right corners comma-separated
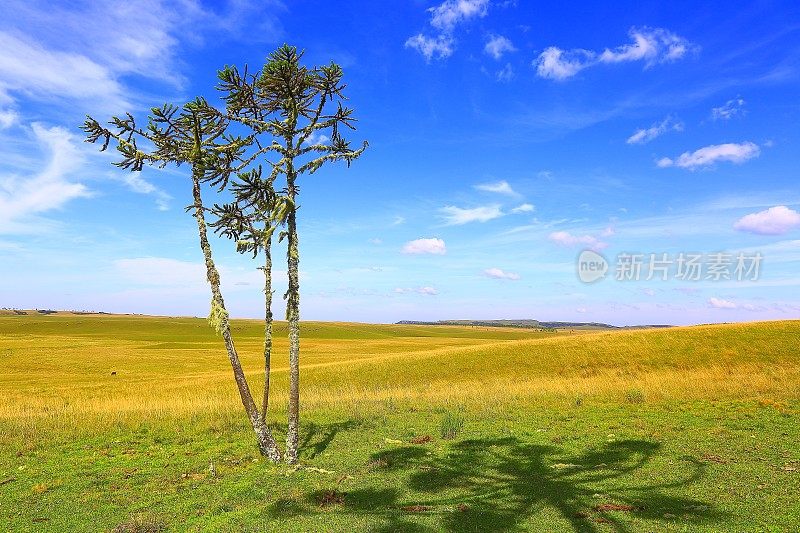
(191, 172, 281, 463)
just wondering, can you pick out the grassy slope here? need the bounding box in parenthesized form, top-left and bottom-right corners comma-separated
(0, 315, 799, 531)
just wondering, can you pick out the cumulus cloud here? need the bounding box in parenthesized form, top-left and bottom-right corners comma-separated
(402, 238, 447, 255)
(626, 116, 683, 144)
(395, 286, 438, 295)
(474, 179, 517, 196)
(404, 34, 454, 61)
(657, 142, 760, 169)
(483, 267, 520, 280)
(711, 97, 746, 120)
(548, 231, 608, 251)
(511, 203, 534, 213)
(406, 0, 489, 60)
(535, 47, 594, 80)
(429, 0, 489, 31)
(535, 27, 694, 80)
(0, 123, 90, 234)
(484, 34, 516, 60)
(440, 204, 504, 225)
(708, 297, 736, 309)
(734, 205, 800, 235)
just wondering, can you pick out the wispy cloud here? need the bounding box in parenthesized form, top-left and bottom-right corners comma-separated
(440, 204, 504, 225)
(711, 97, 746, 120)
(395, 286, 438, 295)
(657, 142, 759, 169)
(474, 179, 517, 196)
(496, 63, 514, 82)
(708, 297, 736, 309)
(548, 230, 608, 251)
(626, 116, 683, 144)
(535, 27, 695, 80)
(402, 238, 447, 255)
(0, 108, 19, 129)
(114, 173, 172, 211)
(0, 123, 90, 234)
(484, 34, 516, 60)
(511, 203, 534, 213)
(483, 267, 520, 280)
(734, 205, 800, 235)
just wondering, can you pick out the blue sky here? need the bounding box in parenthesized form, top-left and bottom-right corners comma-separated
(1, 0, 799, 325)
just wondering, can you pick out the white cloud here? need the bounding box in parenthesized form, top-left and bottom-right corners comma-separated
(475, 180, 517, 196)
(576, 307, 588, 313)
(0, 31, 128, 110)
(496, 63, 514, 82)
(485, 34, 516, 60)
(535, 27, 694, 80)
(511, 203, 534, 213)
(115, 173, 172, 211)
(734, 206, 800, 236)
(402, 238, 447, 255)
(657, 142, 760, 169)
(406, 0, 489, 60)
(712, 98, 745, 120)
(535, 47, 594, 80)
(483, 267, 520, 280)
(368, 238, 383, 245)
(0, 108, 18, 129)
(440, 204, 504, 225)
(0, 123, 90, 234)
(393, 216, 406, 226)
(599, 27, 692, 65)
(626, 116, 683, 144)
(708, 297, 736, 309)
(395, 286, 438, 296)
(404, 34, 454, 61)
(548, 231, 608, 251)
(429, 0, 489, 32)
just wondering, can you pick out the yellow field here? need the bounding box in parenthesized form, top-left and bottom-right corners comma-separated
(1, 314, 798, 425)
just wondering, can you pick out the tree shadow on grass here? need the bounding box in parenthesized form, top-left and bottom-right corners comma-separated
(298, 420, 360, 459)
(272, 437, 724, 532)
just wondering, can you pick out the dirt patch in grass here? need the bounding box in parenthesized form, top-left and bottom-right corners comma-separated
(410, 435, 432, 444)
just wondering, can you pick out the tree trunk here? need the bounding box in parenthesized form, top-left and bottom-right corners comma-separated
(191, 173, 281, 463)
(260, 234, 273, 424)
(284, 174, 301, 464)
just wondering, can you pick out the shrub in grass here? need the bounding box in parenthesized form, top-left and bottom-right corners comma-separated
(440, 411, 464, 440)
(625, 388, 645, 404)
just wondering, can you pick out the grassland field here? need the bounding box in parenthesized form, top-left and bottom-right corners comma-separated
(0, 313, 798, 531)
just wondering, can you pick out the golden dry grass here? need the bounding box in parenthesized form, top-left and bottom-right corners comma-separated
(1, 314, 798, 425)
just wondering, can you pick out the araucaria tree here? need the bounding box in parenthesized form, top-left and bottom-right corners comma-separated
(82, 44, 366, 464)
(82, 99, 283, 462)
(217, 45, 367, 463)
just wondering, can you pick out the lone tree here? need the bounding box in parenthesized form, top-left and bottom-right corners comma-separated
(217, 45, 367, 463)
(83, 45, 366, 464)
(82, 98, 283, 462)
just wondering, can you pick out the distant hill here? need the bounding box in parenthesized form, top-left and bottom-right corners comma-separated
(396, 319, 673, 330)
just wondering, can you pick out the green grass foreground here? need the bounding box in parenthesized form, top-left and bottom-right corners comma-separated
(1, 314, 799, 531)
